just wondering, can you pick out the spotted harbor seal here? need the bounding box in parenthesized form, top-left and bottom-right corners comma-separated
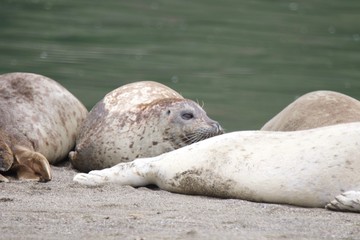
(74, 122, 360, 213)
(0, 72, 88, 182)
(261, 90, 360, 131)
(70, 81, 223, 172)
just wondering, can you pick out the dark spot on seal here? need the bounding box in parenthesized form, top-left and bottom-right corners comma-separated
(152, 141, 158, 146)
(10, 78, 34, 102)
(31, 115, 40, 122)
(129, 142, 134, 148)
(60, 113, 66, 126)
(172, 169, 237, 198)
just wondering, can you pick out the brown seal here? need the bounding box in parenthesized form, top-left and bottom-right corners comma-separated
(0, 72, 88, 182)
(261, 90, 360, 131)
(70, 81, 223, 172)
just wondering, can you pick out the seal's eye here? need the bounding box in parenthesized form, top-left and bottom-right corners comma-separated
(181, 113, 194, 120)
(166, 110, 171, 115)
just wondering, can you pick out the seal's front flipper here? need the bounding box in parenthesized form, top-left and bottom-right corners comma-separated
(13, 146, 52, 182)
(74, 158, 154, 187)
(13, 164, 41, 181)
(0, 174, 9, 182)
(326, 191, 360, 213)
(73, 172, 107, 186)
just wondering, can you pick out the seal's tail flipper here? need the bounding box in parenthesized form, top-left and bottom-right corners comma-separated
(326, 191, 360, 213)
(13, 146, 52, 182)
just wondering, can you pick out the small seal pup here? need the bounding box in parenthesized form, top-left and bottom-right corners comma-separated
(261, 90, 360, 131)
(70, 81, 223, 172)
(0, 72, 88, 182)
(74, 122, 360, 213)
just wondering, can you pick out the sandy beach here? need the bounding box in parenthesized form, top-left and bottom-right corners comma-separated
(1, 163, 360, 240)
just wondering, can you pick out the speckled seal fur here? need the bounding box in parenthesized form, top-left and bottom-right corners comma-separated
(70, 81, 223, 172)
(0, 72, 88, 182)
(261, 90, 360, 131)
(75, 122, 360, 213)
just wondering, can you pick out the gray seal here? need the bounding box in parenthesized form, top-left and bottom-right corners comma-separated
(70, 81, 223, 172)
(0, 72, 88, 182)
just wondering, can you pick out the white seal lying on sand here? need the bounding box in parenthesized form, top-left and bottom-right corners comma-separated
(74, 122, 360, 213)
(70, 81, 223, 172)
(261, 90, 360, 131)
(0, 72, 88, 182)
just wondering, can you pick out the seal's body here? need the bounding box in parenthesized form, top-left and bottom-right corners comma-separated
(74, 122, 360, 213)
(0, 72, 88, 182)
(70, 81, 223, 172)
(261, 90, 360, 131)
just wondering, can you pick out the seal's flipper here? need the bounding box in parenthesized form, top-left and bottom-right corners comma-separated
(0, 140, 14, 182)
(326, 191, 360, 213)
(74, 158, 154, 187)
(14, 164, 41, 181)
(0, 139, 14, 172)
(0, 174, 9, 182)
(73, 172, 107, 186)
(13, 146, 52, 181)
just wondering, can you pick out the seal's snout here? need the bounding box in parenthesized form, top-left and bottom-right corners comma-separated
(212, 122, 224, 134)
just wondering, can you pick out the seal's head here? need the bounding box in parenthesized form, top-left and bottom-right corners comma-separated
(144, 98, 224, 148)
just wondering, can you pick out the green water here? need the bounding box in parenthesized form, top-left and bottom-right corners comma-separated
(1, 0, 360, 131)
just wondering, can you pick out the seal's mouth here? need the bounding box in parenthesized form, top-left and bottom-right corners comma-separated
(182, 123, 224, 145)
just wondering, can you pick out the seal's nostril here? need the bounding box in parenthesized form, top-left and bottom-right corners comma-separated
(212, 122, 223, 133)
